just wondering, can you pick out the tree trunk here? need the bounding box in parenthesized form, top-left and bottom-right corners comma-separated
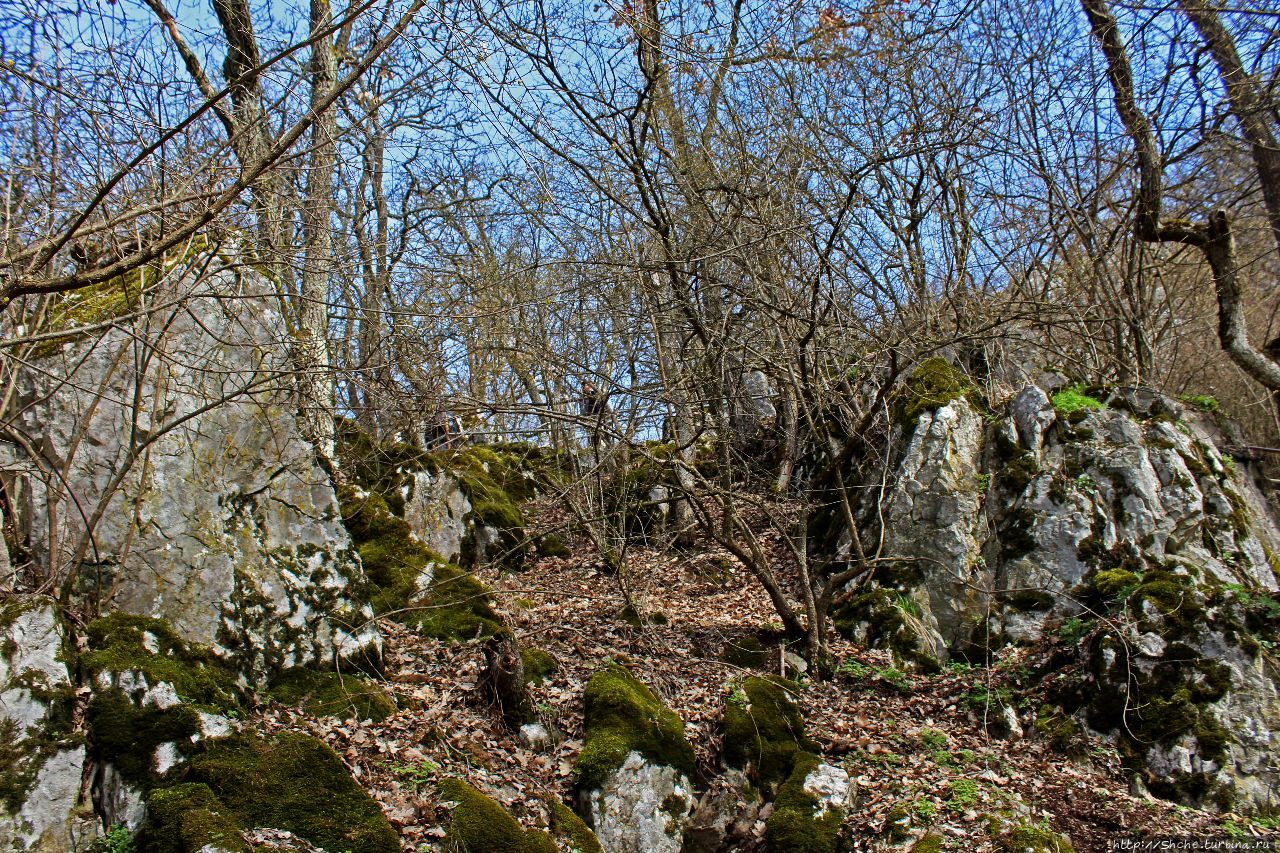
(481, 630, 536, 729)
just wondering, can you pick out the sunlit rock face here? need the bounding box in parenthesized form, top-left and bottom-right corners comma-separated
(834, 373, 1280, 812)
(2, 254, 381, 681)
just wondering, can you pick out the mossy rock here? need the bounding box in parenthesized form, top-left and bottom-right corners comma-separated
(405, 561, 504, 641)
(763, 752, 844, 853)
(721, 635, 771, 669)
(723, 676, 816, 791)
(339, 487, 437, 615)
(437, 777, 556, 853)
(831, 587, 937, 670)
(338, 487, 501, 640)
(547, 798, 602, 853)
(892, 358, 980, 426)
(181, 732, 398, 853)
(575, 664, 697, 791)
(521, 648, 558, 686)
(912, 834, 944, 853)
(83, 613, 240, 712)
(535, 533, 571, 558)
(995, 821, 1074, 853)
(268, 668, 395, 722)
(142, 782, 247, 853)
(619, 603, 668, 628)
(87, 688, 202, 790)
(335, 419, 431, 517)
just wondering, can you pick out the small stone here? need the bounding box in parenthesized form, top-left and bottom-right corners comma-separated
(784, 651, 809, 675)
(518, 723, 551, 751)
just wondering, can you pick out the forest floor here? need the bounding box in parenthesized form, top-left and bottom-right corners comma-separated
(249, 496, 1274, 852)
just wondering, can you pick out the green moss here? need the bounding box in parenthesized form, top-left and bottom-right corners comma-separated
(536, 533, 571, 558)
(182, 732, 397, 853)
(764, 752, 844, 853)
(335, 420, 431, 516)
(997, 823, 1074, 853)
(722, 635, 771, 669)
(575, 664, 697, 790)
(912, 834, 944, 853)
(1180, 394, 1220, 413)
(83, 614, 240, 712)
(1034, 705, 1082, 754)
(1051, 385, 1104, 418)
(723, 676, 817, 791)
(0, 710, 81, 814)
(547, 798, 602, 853)
(268, 668, 395, 722)
(142, 783, 247, 853)
(87, 688, 201, 789)
(521, 648, 558, 686)
(1089, 569, 1142, 601)
(1004, 589, 1053, 612)
(338, 487, 501, 640)
(437, 777, 556, 853)
(406, 561, 503, 641)
(892, 358, 978, 425)
(1002, 451, 1041, 493)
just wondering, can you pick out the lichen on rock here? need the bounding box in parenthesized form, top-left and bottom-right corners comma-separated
(2, 254, 382, 683)
(0, 597, 87, 852)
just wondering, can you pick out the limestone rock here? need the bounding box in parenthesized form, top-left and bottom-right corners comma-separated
(685, 768, 763, 853)
(2, 255, 381, 680)
(802, 763, 853, 814)
(0, 598, 91, 852)
(880, 397, 990, 656)
(588, 751, 695, 853)
(401, 469, 471, 564)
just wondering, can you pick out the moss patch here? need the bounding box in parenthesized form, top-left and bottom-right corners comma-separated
(407, 561, 504, 641)
(575, 664, 697, 790)
(142, 782, 247, 853)
(892, 358, 979, 425)
(437, 777, 556, 853)
(721, 635, 771, 669)
(182, 732, 397, 853)
(521, 648, 558, 686)
(995, 822, 1075, 853)
(723, 676, 817, 791)
(338, 487, 501, 641)
(1051, 385, 1104, 419)
(268, 668, 395, 722)
(763, 752, 844, 853)
(83, 614, 240, 712)
(87, 688, 201, 790)
(547, 798, 602, 853)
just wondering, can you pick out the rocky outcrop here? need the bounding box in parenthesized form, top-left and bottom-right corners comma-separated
(879, 396, 988, 657)
(575, 665, 698, 853)
(402, 469, 471, 563)
(834, 365, 1280, 812)
(1, 254, 380, 680)
(0, 598, 94, 851)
